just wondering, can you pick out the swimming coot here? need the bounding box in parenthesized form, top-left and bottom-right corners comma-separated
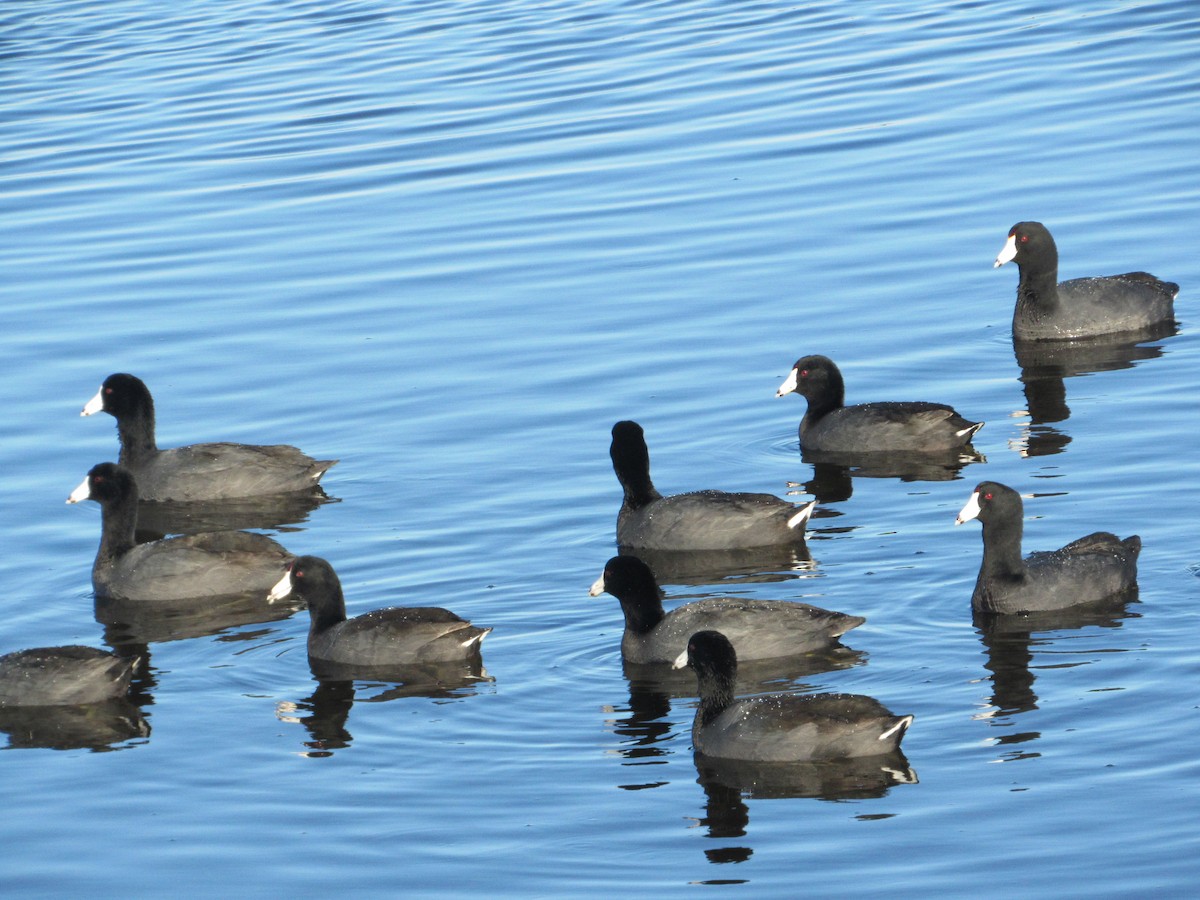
(590, 555, 862, 664)
(776, 355, 983, 453)
(268, 555, 491, 668)
(955, 480, 1140, 613)
(673, 630, 912, 761)
(0, 646, 137, 707)
(68, 462, 291, 601)
(610, 420, 815, 550)
(81, 373, 337, 501)
(994, 221, 1178, 340)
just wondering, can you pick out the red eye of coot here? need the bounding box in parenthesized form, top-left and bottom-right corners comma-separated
(984, 492, 993, 500)
(800, 369, 809, 377)
(1019, 235, 1029, 243)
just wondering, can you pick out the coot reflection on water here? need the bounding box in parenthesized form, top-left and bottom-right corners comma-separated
(972, 594, 1139, 720)
(0, 698, 150, 752)
(131, 489, 336, 540)
(1011, 321, 1178, 458)
(277, 664, 492, 758)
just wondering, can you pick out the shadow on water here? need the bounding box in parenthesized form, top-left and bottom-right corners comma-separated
(0, 698, 151, 751)
(689, 751, 916, 873)
(799, 451, 985, 506)
(620, 544, 815, 587)
(133, 489, 336, 539)
(97, 590, 303, 647)
(1011, 322, 1178, 458)
(277, 659, 492, 757)
(972, 591, 1140, 758)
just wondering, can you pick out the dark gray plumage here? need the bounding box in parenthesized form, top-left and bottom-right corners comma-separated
(268, 555, 490, 668)
(673, 631, 912, 762)
(68, 462, 290, 601)
(0, 646, 137, 707)
(955, 480, 1140, 614)
(776, 355, 982, 453)
(994, 221, 1178, 341)
(590, 556, 862, 664)
(82, 373, 336, 501)
(610, 420, 814, 551)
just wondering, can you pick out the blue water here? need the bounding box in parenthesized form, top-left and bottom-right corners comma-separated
(2, 0, 1199, 895)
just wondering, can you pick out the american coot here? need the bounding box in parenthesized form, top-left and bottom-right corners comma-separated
(673, 630, 912, 762)
(610, 420, 815, 551)
(994, 221, 1178, 341)
(776, 355, 983, 453)
(955, 480, 1140, 614)
(590, 555, 862, 664)
(268, 555, 491, 668)
(81, 373, 337, 501)
(0, 646, 137, 707)
(68, 462, 291, 601)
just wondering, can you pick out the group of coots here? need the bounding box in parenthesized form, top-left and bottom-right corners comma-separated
(596, 220, 1174, 764)
(0, 221, 1177, 767)
(2, 372, 492, 721)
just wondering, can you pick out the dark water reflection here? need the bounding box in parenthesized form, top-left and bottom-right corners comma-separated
(1012, 323, 1177, 457)
(800, 451, 984, 506)
(621, 543, 814, 587)
(692, 752, 915, 872)
(0, 698, 150, 751)
(973, 592, 1139, 721)
(97, 590, 302, 647)
(133, 490, 335, 539)
(278, 661, 492, 757)
(696, 751, 917, 803)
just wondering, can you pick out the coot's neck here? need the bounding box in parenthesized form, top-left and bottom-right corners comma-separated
(978, 515, 1027, 582)
(617, 588, 666, 636)
(612, 445, 662, 511)
(1015, 259, 1062, 320)
(306, 586, 349, 637)
(695, 664, 735, 727)
(96, 494, 138, 570)
(801, 372, 845, 432)
(116, 405, 159, 467)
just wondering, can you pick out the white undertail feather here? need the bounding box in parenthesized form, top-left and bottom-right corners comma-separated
(878, 714, 913, 741)
(463, 627, 492, 648)
(787, 500, 817, 530)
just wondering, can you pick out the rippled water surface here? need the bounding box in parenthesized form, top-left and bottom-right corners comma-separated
(2, 1, 1199, 895)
